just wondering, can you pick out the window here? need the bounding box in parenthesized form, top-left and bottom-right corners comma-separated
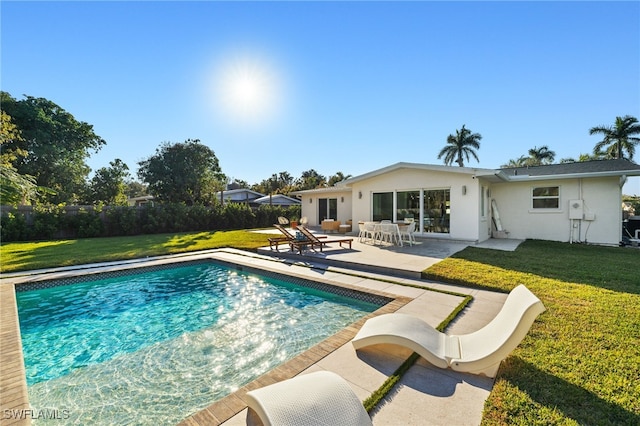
(372, 192, 393, 221)
(396, 191, 420, 221)
(532, 186, 559, 209)
(481, 186, 486, 217)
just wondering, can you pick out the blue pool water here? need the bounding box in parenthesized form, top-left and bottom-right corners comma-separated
(16, 261, 381, 425)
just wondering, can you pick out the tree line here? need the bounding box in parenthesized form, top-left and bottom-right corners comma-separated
(2, 91, 639, 207)
(0, 92, 351, 206)
(439, 116, 640, 168)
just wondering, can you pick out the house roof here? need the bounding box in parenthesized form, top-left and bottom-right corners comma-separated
(499, 159, 640, 181)
(254, 194, 301, 205)
(292, 159, 640, 195)
(340, 162, 499, 185)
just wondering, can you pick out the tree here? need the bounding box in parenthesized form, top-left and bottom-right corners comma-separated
(137, 139, 226, 205)
(87, 159, 131, 205)
(1, 92, 106, 204)
(527, 145, 556, 165)
(328, 171, 352, 186)
(125, 180, 148, 198)
(501, 156, 528, 168)
(296, 169, 326, 190)
(438, 125, 481, 167)
(0, 110, 48, 204)
(590, 115, 640, 160)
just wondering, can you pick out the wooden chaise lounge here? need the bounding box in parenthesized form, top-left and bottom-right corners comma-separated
(291, 226, 353, 254)
(270, 224, 326, 250)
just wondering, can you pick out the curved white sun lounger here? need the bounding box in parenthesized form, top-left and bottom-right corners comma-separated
(352, 284, 546, 378)
(245, 371, 373, 426)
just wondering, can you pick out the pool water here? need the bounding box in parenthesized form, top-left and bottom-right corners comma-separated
(16, 262, 380, 425)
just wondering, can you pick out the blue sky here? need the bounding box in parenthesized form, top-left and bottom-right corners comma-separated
(2, 1, 639, 194)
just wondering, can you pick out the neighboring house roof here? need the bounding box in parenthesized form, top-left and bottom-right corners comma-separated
(215, 189, 265, 202)
(254, 194, 301, 205)
(500, 159, 640, 181)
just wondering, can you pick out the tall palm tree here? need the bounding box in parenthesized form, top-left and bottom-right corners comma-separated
(438, 125, 481, 167)
(590, 115, 640, 160)
(527, 145, 556, 165)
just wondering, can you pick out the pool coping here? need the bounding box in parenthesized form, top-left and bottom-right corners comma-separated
(0, 249, 412, 426)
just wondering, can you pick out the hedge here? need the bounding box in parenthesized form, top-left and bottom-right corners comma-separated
(0, 203, 301, 242)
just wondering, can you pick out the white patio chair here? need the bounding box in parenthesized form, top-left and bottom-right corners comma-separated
(399, 221, 416, 246)
(361, 221, 379, 243)
(245, 371, 373, 426)
(352, 285, 546, 378)
(379, 222, 400, 245)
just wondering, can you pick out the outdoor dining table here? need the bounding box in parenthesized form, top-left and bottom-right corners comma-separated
(371, 222, 405, 246)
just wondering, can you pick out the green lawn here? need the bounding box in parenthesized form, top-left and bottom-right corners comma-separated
(0, 230, 273, 273)
(1, 234, 638, 424)
(425, 240, 639, 425)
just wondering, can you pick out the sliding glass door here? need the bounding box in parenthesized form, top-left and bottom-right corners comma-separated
(372, 192, 393, 221)
(422, 189, 450, 233)
(318, 198, 337, 221)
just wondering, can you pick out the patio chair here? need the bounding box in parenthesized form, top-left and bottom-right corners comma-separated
(352, 284, 546, 378)
(399, 221, 416, 246)
(270, 223, 326, 251)
(359, 221, 379, 243)
(293, 226, 353, 254)
(378, 222, 400, 245)
(277, 216, 289, 225)
(245, 371, 373, 426)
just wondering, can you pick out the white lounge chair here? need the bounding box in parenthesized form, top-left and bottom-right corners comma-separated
(352, 284, 546, 378)
(245, 371, 372, 426)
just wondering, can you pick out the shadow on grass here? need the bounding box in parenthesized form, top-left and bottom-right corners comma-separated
(498, 357, 639, 424)
(450, 240, 640, 295)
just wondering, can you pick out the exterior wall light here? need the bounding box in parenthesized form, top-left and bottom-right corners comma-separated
(462, 185, 467, 195)
(358, 191, 362, 199)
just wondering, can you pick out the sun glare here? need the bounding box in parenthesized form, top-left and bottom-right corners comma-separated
(213, 53, 284, 128)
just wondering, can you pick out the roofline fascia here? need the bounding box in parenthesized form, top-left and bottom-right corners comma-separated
(504, 169, 640, 182)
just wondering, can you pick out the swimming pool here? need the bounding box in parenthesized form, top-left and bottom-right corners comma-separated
(16, 260, 386, 425)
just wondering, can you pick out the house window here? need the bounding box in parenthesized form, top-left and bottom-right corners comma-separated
(532, 186, 560, 209)
(396, 191, 420, 221)
(481, 186, 486, 217)
(423, 189, 450, 233)
(372, 192, 393, 221)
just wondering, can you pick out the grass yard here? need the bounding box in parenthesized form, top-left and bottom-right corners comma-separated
(424, 240, 639, 425)
(0, 230, 273, 273)
(1, 234, 637, 424)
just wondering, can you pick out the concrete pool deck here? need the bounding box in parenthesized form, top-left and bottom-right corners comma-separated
(1, 233, 522, 425)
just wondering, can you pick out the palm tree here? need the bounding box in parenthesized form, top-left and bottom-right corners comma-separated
(590, 115, 640, 160)
(527, 145, 556, 165)
(501, 156, 528, 168)
(438, 125, 481, 167)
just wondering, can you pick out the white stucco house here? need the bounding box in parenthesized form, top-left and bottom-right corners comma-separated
(292, 159, 640, 246)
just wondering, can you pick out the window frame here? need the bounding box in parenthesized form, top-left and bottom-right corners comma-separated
(531, 185, 561, 210)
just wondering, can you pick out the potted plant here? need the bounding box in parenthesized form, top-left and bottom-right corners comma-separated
(290, 216, 299, 229)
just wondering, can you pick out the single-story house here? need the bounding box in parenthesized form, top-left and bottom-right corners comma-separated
(292, 159, 640, 246)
